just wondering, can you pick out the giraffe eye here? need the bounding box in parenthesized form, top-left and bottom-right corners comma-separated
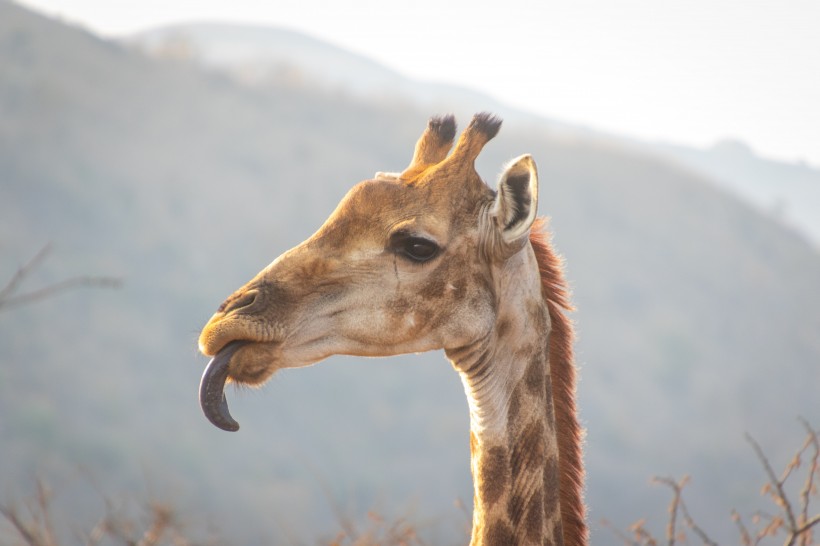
(390, 233, 440, 263)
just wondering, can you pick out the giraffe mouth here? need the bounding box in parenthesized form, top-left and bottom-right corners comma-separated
(199, 340, 250, 431)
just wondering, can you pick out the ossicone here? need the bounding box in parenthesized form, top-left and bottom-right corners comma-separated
(402, 114, 458, 178)
(447, 112, 502, 166)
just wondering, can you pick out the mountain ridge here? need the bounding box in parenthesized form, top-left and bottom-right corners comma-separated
(129, 21, 820, 248)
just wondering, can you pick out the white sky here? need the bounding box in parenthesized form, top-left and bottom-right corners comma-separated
(17, 0, 820, 167)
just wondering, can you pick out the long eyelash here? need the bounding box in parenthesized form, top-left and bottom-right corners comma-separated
(388, 231, 440, 263)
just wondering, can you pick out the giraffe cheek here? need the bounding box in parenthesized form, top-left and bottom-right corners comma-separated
(443, 301, 495, 349)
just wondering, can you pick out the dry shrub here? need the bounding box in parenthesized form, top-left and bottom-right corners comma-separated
(0, 480, 217, 546)
(605, 418, 820, 546)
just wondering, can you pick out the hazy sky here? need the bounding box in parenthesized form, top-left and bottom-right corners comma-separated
(18, 0, 820, 167)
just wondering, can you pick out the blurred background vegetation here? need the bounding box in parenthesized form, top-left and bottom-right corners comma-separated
(1, 1, 819, 543)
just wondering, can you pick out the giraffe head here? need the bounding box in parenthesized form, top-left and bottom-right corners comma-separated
(198, 113, 540, 431)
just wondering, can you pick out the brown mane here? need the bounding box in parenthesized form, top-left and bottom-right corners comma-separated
(530, 217, 587, 546)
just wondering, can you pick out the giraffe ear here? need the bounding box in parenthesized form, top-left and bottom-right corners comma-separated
(491, 154, 538, 243)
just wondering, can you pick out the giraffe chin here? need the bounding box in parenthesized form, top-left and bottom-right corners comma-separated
(199, 340, 250, 432)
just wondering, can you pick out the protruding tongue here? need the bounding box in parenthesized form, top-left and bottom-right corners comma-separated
(199, 340, 249, 431)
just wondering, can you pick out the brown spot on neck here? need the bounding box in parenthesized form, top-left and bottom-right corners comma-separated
(484, 520, 515, 545)
(478, 446, 509, 507)
(524, 351, 546, 397)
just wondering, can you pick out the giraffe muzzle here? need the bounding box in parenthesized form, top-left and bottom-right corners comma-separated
(199, 340, 249, 431)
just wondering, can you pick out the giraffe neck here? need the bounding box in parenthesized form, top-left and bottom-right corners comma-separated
(446, 250, 564, 546)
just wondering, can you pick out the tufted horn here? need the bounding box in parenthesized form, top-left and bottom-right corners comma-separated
(447, 112, 502, 167)
(400, 114, 457, 179)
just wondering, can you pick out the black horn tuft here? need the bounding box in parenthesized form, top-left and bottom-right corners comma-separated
(470, 112, 502, 140)
(429, 114, 457, 144)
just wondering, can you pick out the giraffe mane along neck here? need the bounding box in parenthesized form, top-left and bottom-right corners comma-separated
(530, 217, 586, 546)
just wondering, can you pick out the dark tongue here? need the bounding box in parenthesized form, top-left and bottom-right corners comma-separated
(199, 340, 249, 431)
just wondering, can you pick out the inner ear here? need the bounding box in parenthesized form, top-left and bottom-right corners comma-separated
(491, 154, 538, 243)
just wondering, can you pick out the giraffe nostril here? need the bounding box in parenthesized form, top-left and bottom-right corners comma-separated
(218, 290, 259, 314)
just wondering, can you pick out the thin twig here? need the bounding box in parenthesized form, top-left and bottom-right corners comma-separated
(35, 480, 57, 546)
(631, 520, 659, 546)
(0, 276, 122, 310)
(601, 518, 641, 546)
(793, 516, 820, 542)
(0, 244, 122, 311)
(678, 495, 719, 546)
(796, 418, 819, 546)
(733, 509, 754, 546)
(652, 476, 683, 546)
(0, 243, 52, 302)
(0, 503, 43, 546)
(746, 432, 800, 534)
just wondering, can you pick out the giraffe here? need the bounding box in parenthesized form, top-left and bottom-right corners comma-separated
(198, 113, 586, 546)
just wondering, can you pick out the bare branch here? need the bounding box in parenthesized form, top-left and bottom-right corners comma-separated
(678, 495, 719, 546)
(0, 244, 121, 312)
(0, 243, 52, 302)
(35, 480, 57, 546)
(746, 432, 800, 534)
(601, 519, 639, 545)
(652, 476, 684, 546)
(135, 503, 172, 546)
(2, 477, 222, 546)
(650, 475, 719, 546)
(796, 417, 819, 546)
(601, 518, 642, 546)
(1, 504, 40, 545)
(0, 276, 122, 310)
(630, 519, 659, 546)
(733, 509, 754, 546)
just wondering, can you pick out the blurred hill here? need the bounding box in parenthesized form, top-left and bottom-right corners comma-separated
(127, 22, 540, 128)
(655, 139, 820, 248)
(131, 22, 820, 250)
(2, 1, 820, 543)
